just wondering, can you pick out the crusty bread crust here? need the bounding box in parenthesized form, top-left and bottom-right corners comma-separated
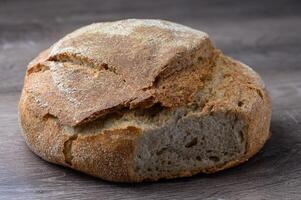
(19, 19, 271, 182)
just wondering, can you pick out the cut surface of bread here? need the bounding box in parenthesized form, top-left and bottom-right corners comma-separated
(19, 19, 271, 182)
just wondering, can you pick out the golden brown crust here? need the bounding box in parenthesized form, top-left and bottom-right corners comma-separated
(19, 91, 140, 182)
(19, 19, 271, 182)
(24, 20, 211, 127)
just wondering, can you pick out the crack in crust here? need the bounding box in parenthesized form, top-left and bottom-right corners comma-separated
(24, 48, 216, 127)
(49, 53, 122, 77)
(22, 20, 216, 127)
(23, 21, 267, 132)
(63, 134, 78, 165)
(27, 63, 50, 75)
(28, 52, 127, 82)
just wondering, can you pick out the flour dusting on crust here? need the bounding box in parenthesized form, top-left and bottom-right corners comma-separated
(50, 19, 208, 56)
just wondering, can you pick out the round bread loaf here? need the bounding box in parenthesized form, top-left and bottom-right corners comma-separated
(19, 19, 271, 182)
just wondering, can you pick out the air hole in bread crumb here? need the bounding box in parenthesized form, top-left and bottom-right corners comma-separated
(135, 103, 164, 118)
(185, 137, 198, 148)
(238, 101, 244, 107)
(196, 156, 202, 161)
(156, 147, 168, 155)
(209, 156, 220, 162)
(238, 131, 244, 143)
(231, 124, 235, 129)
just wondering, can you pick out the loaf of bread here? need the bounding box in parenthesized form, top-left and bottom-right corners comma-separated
(19, 19, 271, 182)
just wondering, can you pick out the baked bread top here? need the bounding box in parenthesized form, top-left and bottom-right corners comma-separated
(20, 19, 271, 182)
(26, 19, 220, 126)
(25, 19, 264, 128)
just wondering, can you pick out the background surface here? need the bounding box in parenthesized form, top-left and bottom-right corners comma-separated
(1, 0, 301, 199)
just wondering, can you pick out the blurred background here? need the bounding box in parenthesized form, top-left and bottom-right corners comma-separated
(1, 0, 300, 98)
(1, 0, 301, 199)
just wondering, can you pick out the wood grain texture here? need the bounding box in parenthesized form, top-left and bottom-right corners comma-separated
(0, 0, 301, 199)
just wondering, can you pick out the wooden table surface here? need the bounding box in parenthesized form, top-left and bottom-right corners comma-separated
(1, 0, 301, 199)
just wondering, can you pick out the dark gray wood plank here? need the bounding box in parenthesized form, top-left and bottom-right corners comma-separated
(0, 0, 301, 199)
